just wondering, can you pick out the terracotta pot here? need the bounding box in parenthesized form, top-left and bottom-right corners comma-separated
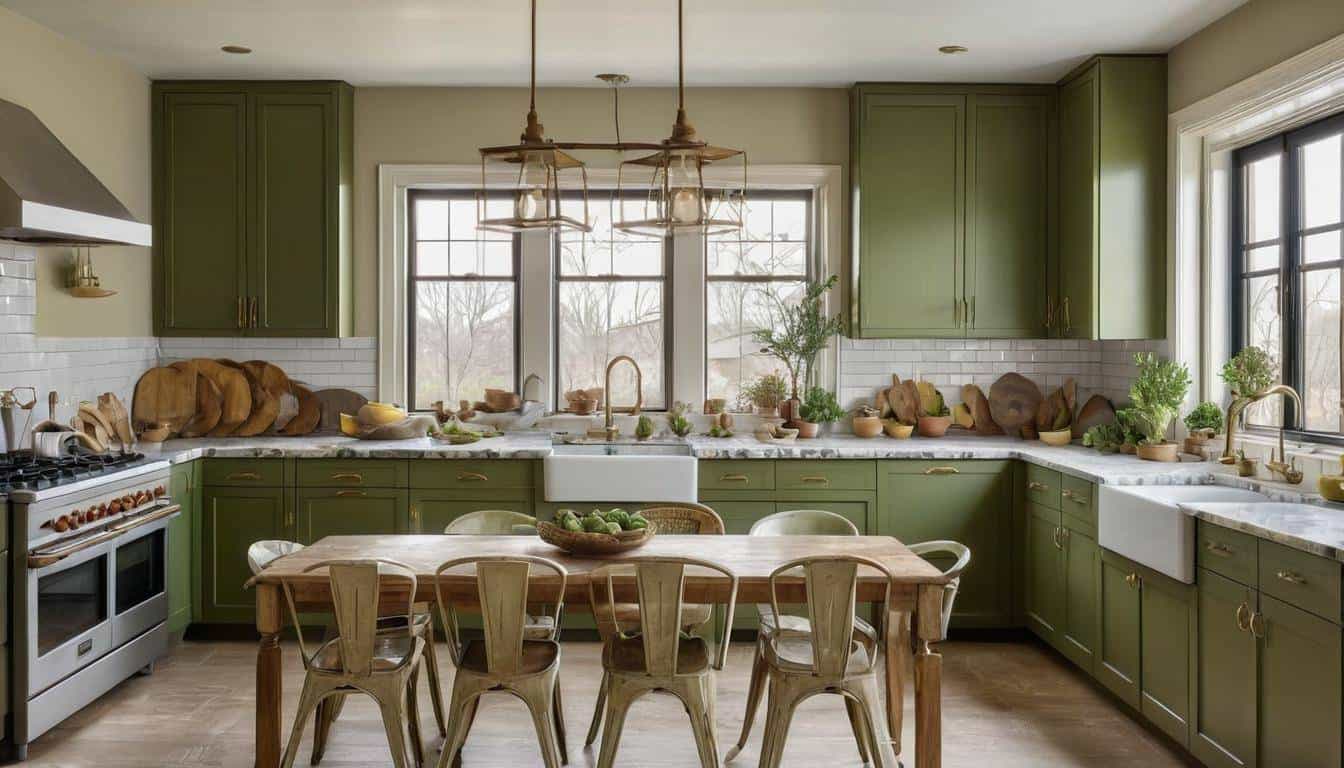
(1119, 443, 1137, 455)
(1136, 441, 1179, 462)
(917, 415, 952, 438)
(884, 421, 914, 439)
(755, 406, 779, 419)
(852, 416, 883, 438)
(780, 398, 802, 426)
(717, 412, 735, 431)
(795, 420, 819, 438)
(1236, 458, 1259, 477)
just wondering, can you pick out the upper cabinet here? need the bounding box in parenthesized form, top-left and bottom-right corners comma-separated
(1056, 56, 1166, 340)
(153, 81, 353, 337)
(851, 84, 1054, 339)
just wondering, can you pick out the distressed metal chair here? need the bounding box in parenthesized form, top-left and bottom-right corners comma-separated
(755, 555, 898, 768)
(443, 509, 539, 535)
(907, 540, 971, 638)
(433, 555, 569, 768)
(590, 556, 739, 768)
(277, 558, 427, 768)
(584, 503, 725, 746)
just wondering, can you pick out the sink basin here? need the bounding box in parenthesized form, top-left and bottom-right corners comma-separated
(1098, 484, 1271, 583)
(550, 439, 691, 457)
(543, 453, 697, 503)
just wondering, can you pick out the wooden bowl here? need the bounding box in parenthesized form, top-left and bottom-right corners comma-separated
(884, 421, 914, 439)
(1136, 441, 1179, 462)
(536, 520, 654, 556)
(917, 415, 952, 437)
(1038, 428, 1073, 447)
(853, 416, 883, 438)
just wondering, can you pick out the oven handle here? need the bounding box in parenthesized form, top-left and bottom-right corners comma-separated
(106, 503, 181, 535)
(28, 503, 181, 569)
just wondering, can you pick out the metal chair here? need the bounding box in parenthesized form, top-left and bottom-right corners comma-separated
(277, 558, 427, 768)
(590, 556, 739, 768)
(433, 555, 569, 768)
(907, 540, 971, 638)
(443, 509, 539, 535)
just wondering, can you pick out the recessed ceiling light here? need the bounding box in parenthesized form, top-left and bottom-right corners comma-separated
(221, 45, 252, 54)
(938, 45, 968, 55)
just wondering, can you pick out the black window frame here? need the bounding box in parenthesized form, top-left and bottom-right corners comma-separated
(406, 188, 522, 411)
(1231, 110, 1344, 443)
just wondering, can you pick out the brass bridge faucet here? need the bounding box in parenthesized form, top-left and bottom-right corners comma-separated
(1219, 384, 1304, 484)
(600, 355, 643, 441)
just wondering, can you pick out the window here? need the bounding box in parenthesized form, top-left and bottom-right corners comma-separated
(407, 191, 518, 411)
(1233, 112, 1344, 436)
(705, 192, 812, 407)
(555, 192, 669, 410)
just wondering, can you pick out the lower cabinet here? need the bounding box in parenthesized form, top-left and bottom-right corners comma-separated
(1194, 568, 1260, 768)
(168, 461, 199, 633)
(1098, 550, 1141, 708)
(200, 484, 292, 624)
(1259, 594, 1341, 768)
(295, 488, 410, 542)
(1138, 566, 1194, 747)
(1059, 512, 1099, 672)
(1025, 501, 1065, 641)
(413, 495, 531, 533)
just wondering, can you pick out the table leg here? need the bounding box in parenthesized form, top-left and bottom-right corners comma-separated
(884, 604, 907, 755)
(913, 584, 943, 768)
(256, 583, 283, 768)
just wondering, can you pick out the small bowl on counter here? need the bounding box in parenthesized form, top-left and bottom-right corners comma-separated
(1038, 428, 1072, 447)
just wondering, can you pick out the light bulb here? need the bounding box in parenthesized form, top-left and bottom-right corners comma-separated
(515, 188, 545, 221)
(670, 188, 700, 224)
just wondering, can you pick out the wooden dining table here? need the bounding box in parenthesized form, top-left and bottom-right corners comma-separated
(249, 534, 951, 768)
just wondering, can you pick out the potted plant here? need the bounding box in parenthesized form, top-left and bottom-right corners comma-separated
(1128, 352, 1191, 462)
(752, 275, 845, 424)
(1221, 345, 1276, 399)
(1182, 401, 1224, 453)
(1115, 407, 1143, 454)
(795, 386, 844, 438)
(744, 372, 789, 418)
(666, 401, 694, 438)
(915, 382, 953, 437)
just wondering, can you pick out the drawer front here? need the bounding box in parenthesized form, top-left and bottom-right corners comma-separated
(202, 458, 286, 487)
(775, 461, 875, 491)
(1197, 521, 1258, 587)
(408, 460, 533, 490)
(699, 461, 775, 491)
(1025, 464, 1062, 509)
(1060, 474, 1097, 529)
(297, 459, 408, 488)
(1259, 539, 1341, 623)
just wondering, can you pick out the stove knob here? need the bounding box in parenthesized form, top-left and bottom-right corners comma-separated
(108, 499, 122, 514)
(69, 512, 82, 528)
(52, 515, 70, 533)
(87, 504, 99, 521)
(153, 485, 166, 499)
(97, 502, 108, 519)
(134, 490, 150, 506)
(121, 494, 135, 509)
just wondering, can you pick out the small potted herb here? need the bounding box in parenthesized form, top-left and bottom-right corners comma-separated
(666, 401, 695, 438)
(795, 386, 844, 438)
(915, 382, 953, 437)
(744, 372, 789, 419)
(1115, 407, 1143, 454)
(1182, 401, 1224, 453)
(752, 275, 845, 425)
(1221, 346, 1276, 399)
(1128, 352, 1192, 462)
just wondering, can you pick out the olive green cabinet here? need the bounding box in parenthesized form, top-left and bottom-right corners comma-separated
(1098, 550, 1142, 707)
(1194, 568, 1260, 768)
(1025, 501, 1065, 642)
(200, 484, 292, 624)
(412, 495, 532, 534)
(1023, 472, 1099, 672)
(153, 81, 353, 337)
(295, 488, 410, 543)
(1055, 56, 1166, 339)
(168, 460, 199, 633)
(1259, 594, 1341, 768)
(1059, 508, 1099, 672)
(1139, 565, 1195, 747)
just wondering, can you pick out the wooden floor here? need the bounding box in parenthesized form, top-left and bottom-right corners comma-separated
(24, 638, 1188, 768)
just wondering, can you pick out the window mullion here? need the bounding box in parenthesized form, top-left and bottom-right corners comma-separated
(1284, 139, 1303, 426)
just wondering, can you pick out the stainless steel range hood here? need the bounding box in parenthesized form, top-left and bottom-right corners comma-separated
(0, 97, 151, 247)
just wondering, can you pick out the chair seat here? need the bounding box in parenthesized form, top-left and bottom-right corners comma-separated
(457, 638, 559, 676)
(756, 607, 877, 639)
(611, 602, 712, 631)
(765, 632, 873, 676)
(604, 634, 710, 676)
(375, 611, 432, 635)
(310, 636, 418, 674)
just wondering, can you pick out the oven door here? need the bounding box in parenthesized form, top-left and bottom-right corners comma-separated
(111, 509, 177, 646)
(27, 534, 114, 696)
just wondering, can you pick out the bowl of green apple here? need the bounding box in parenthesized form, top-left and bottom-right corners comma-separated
(536, 507, 654, 555)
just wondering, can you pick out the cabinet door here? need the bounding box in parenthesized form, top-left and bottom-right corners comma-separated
(1193, 568, 1258, 768)
(251, 92, 338, 336)
(855, 93, 964, 337)
(716, 503, 780, 629)
(1140, 569, 1194, 747)
(1057, 65, 1098, 339)
(1060, 522, 1099, 671)
(1098, 550, 1141, 708)
(167, 461, 197, 633)
(155, 91, 248, 334)
(1025, 502, 1064, 642)
(774, 501, 868, 534)
(295, 488, 409, 543)
(201, 486, 289, 623)
(879, 466, 1012, 627)
(965, 93, 1050, 337)
(1259, 594, 1341, 768)
(413, 495, 532, 534)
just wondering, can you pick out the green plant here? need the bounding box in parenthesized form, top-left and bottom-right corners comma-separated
(1183, 401, 1224, 434)
(798, 387, 844, 424)
(1221, 346, 1276, 398)
(752, 275, 845, 398)
(744, 372, 789, 411)
(1083, 422, 1124, 453)
(1115, 406, 1145, 445)
(1128, 353, 1191, 445)
(666, 401, 694, 437)
(921, 386, 950, 417)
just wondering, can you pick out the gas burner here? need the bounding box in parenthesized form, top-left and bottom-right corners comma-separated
(0, 450, 148, 493)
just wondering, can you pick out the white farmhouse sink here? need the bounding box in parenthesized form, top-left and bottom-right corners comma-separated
(543, 454, 697, 503)
(1098, 485, 1271, 583)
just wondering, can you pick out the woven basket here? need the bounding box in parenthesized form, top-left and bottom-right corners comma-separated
(536, 520, 654, 556)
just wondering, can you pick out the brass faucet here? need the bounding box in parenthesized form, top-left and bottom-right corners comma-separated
(1219, 384, 1304, 484)
(599, 355, 643, 441)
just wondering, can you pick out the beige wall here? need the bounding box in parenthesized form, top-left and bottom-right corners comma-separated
(353, 86, 848, 336)
(0, 6, 152, 337)
(1168, 0, 1344, 112)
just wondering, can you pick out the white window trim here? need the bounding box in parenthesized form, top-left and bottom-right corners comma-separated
(378, 163, 843, 410)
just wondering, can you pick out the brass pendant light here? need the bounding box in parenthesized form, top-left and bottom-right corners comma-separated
(477, 0, 591, 233)
(613, 0, 746, 236)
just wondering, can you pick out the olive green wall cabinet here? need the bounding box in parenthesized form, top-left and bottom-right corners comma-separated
(153, 81, 354, 337)
(851, 85, 1054, 339)
(1055, 56, 1166, 340)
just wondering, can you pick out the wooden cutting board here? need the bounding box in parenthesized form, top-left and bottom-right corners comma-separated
(312, 388, 369, 434)
(988, 373, 1042, 438)
(193, 359, 252, 437)
(279, 384, 321, 436)
(241, 360, 291, 400)
(962, 384, 1002, 436)
(132, 364, 196, 432)
(178, 373, 222, 438)
(1073, 394, 1118, 439)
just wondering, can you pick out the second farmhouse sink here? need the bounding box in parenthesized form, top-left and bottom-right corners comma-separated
(544, 442, 697, 503)
(1098, 484, 1272, 583)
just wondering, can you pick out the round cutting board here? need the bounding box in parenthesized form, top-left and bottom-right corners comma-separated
(988, 373, 1042, 438)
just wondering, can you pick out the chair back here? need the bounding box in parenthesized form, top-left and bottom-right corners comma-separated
(908, 540, 972, 638)
(443, 509, 538, 535)
(281, 558, 417, 678)
(749, 509, 859, 536)
(592, 556, 737, 675)
(434, 555, 567, 675)
(247, 540, 305, 576)
(638, 503, 725, 535)
(769, 555, 893, 677)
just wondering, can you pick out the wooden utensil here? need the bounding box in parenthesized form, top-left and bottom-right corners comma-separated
(312, 388, 369, 433)
(271, 391, 300, 432)
(278, 384, 321, 436)
(97, 393, 134, 446)
(962, 384, 1002, 436)
(132, 364, 196, 433)
(988, 373, 1042, 438)
(194, 359, 252, 437)
(240, 361, 291, 400)
(178, 373, 222, 438)
(896, 379, 922, 424)
(1062, 378, 1077, 419)
(1073, 394, 1118, 439)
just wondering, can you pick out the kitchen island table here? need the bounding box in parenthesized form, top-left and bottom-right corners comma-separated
(248, 534, 950, 768)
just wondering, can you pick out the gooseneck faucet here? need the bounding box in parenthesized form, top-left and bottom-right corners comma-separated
(1219, 384, 1304, 484)
(602, 355, 643, 441)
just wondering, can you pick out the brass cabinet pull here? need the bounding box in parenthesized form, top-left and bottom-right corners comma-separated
(1045, 296, 1054, 329)
(924, 466, 960, 475)
(1203, 541, 1234, 558)
(799, 476, 830, 485)
(1027, 480, 1049, 491)
(284, 508, 295, 528)
(1052, 527, 1064, 550)
(1235, 601, 1252, 632)
(720, 474, 749, 483)
(1062, 296, 1072, 333)
(1250, 611, 1266, 639)
(410, 504, 420, 530)
(1125, 572, 1140, 589)
(335, 489, 366, 497)
(236, 297, 244, 328)
(1275, 569, 1307, 585)
(954, 298, 961, 327)
(330, 472, 364, 483)
(225, 471, 262, 482)
(1062, 489, 1089, 505)
(457, 472, 488, 482)
(969, 296, 975, 327)
(249, 296, 258, 328)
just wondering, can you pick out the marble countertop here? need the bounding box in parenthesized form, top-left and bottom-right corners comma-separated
(1180, 501, 1344, 562)
(150, 433, 555, 463)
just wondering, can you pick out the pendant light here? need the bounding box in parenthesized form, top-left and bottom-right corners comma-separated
(614, 0, 746, 237)
(477, 0, 591, 233)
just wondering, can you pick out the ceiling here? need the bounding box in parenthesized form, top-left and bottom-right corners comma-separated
(1, 0, 1246, 87)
